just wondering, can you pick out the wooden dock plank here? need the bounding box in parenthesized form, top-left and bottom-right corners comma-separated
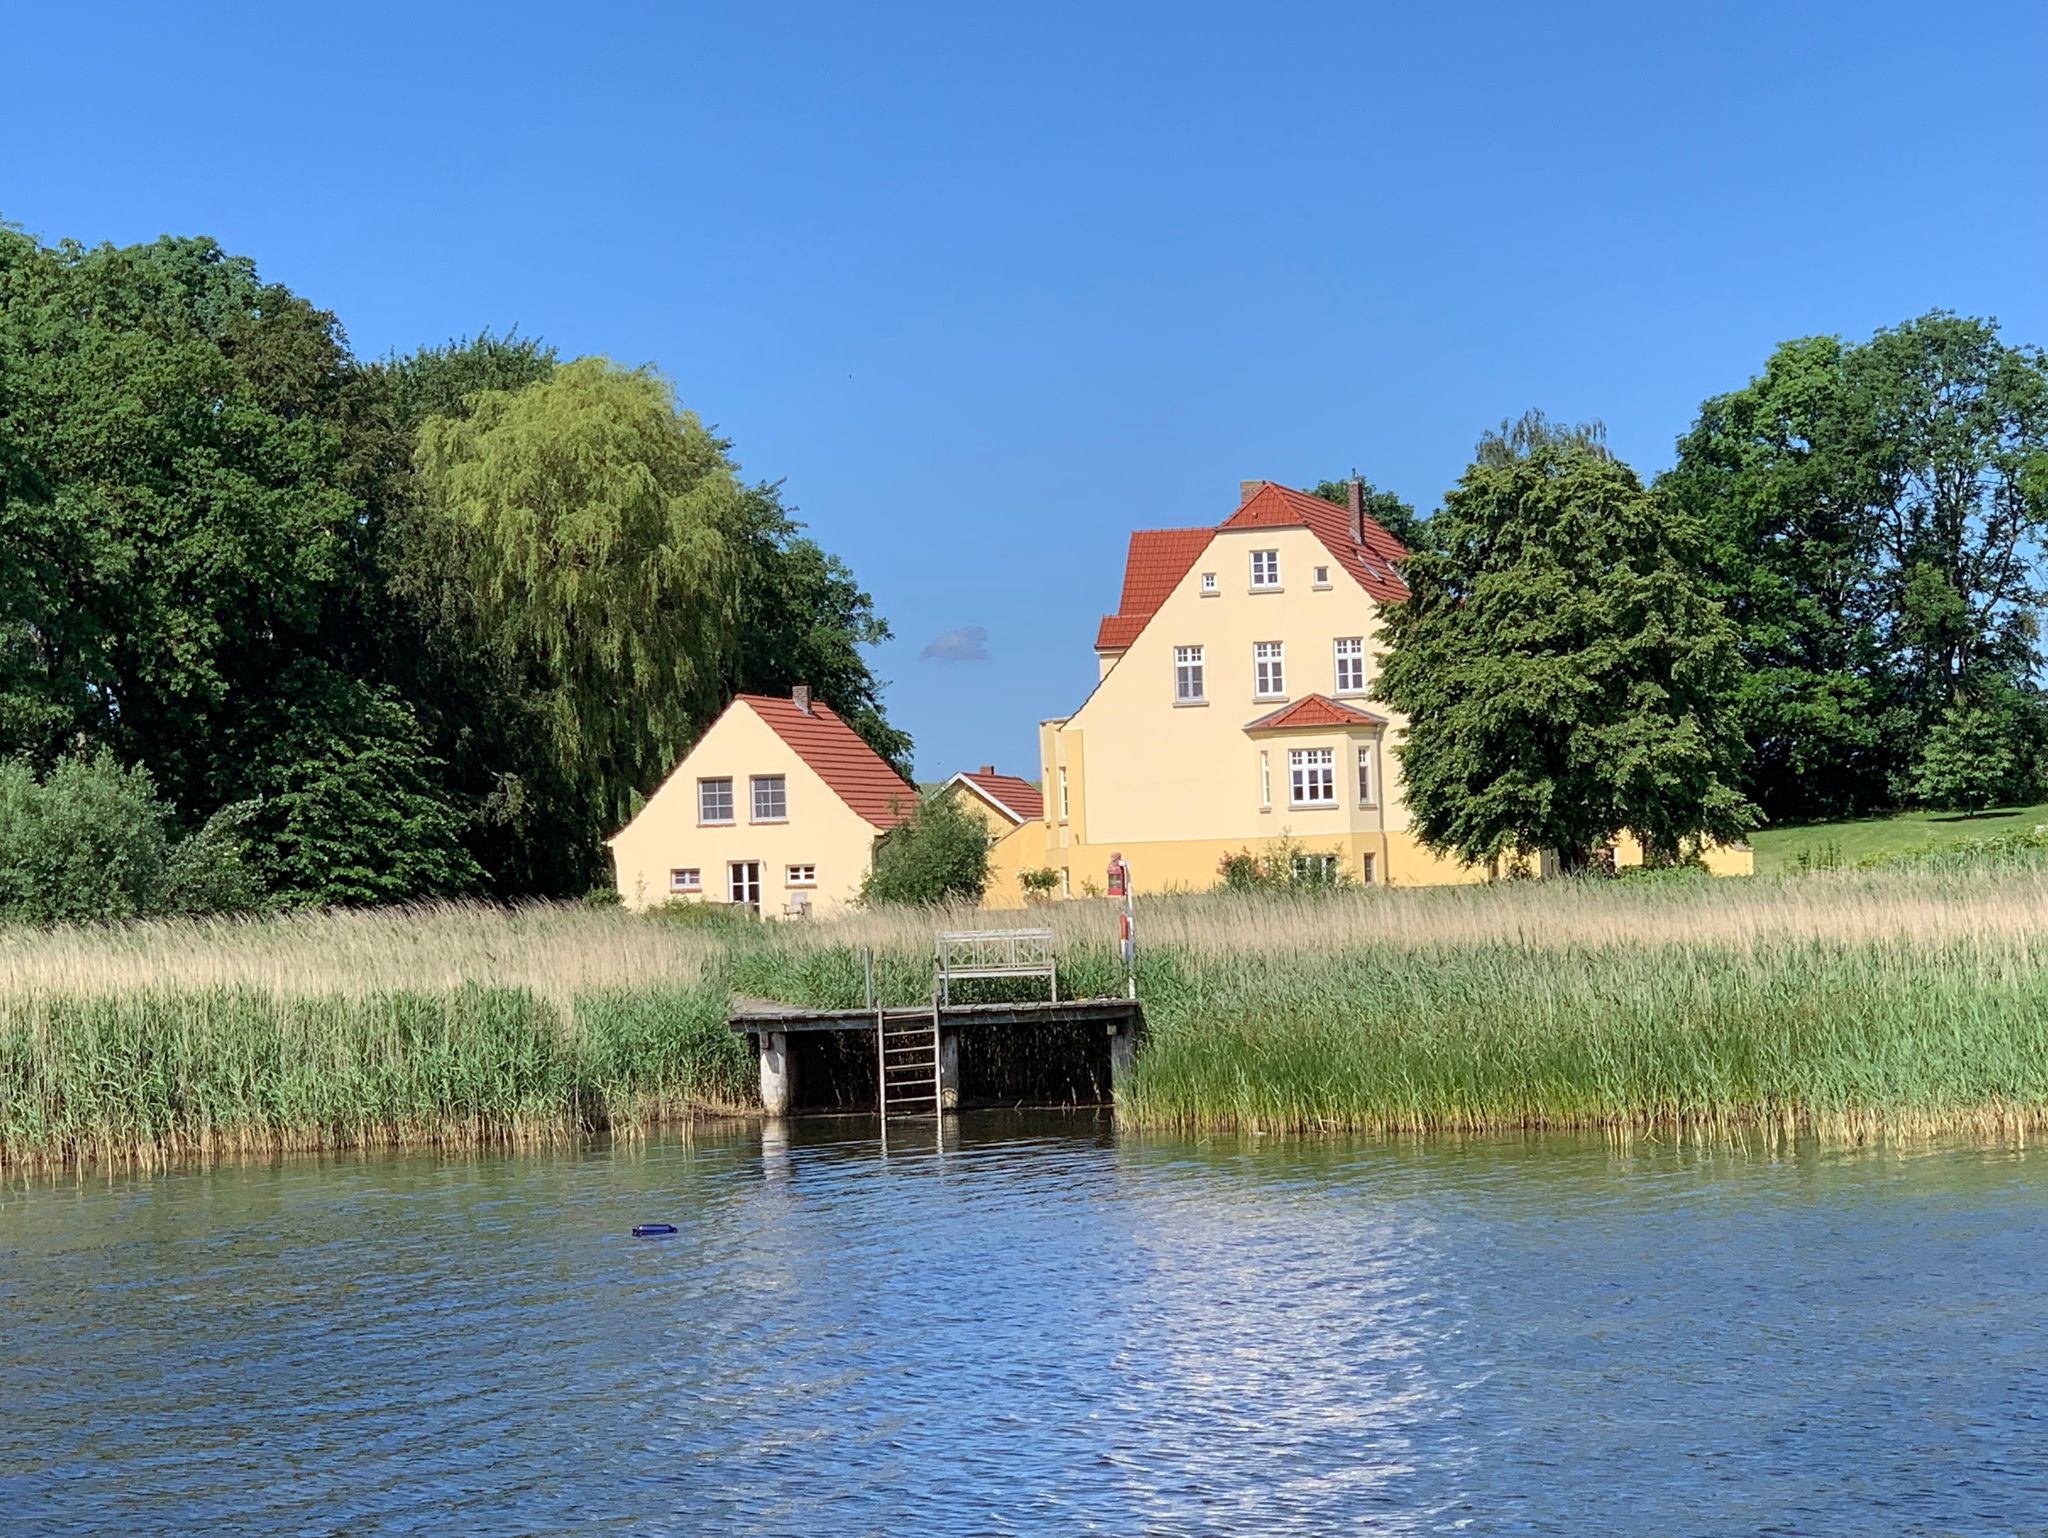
(727, 997, 1141, 1035)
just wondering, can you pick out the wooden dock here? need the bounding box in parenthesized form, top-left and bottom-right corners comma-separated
(728, 996, 1143, 1119)
(731, 927, 1142, 1121)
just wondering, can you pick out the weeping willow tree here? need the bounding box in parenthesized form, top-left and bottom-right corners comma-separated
(410, 357, 740, 837)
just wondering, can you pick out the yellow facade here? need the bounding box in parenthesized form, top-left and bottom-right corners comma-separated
(1002, 504, 1753, 899)
(608, 701, 889, 915)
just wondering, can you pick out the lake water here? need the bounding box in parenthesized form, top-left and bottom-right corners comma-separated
(4, 1115, 2048, 1536)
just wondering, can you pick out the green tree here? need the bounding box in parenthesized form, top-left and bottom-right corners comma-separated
(1909, 699, 2022, 815)
(230, 661, 482, 905)
(862, 791, 990, 905)
(0, 231, 366, 811)
(0, 752, 260, 923)
(1665, 314, 2048, 819)
(1310, 474, 1429, 549)
(409, 357, 742, 845)
(1377, 431, 1756, 872)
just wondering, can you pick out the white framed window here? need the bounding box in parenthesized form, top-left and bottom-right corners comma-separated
(728, 861, 761, 910)
(1292, 852, 1338, 883)
(785, 863, 816, 887)
(1250, 549, 1280, 589)
(1334, 636, 1364, 694)
(1057, 766, 1069, 822)
(1200, 571, 1219, 595)
(670, 867, 701, 893)
(698, 777, 734, 824)
(1254, 641, 1285, 698)
(1174, 645, 1205, 703)
(1258, 750, 1271, 811)
(1361, 852, 1378, 885)
(1289, 747, 1335, 807)
(751, 774, 787, 821)
(1313, 565, 1331, 587)
(1357, 743, 1375, 805)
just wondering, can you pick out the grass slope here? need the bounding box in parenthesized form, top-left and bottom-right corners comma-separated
(1750, 802, 2048, 873)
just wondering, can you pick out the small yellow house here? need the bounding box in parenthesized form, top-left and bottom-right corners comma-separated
(608, 687, 915, 914)
(940, 766, 1045, 840)
(996, 478, 1750, 898)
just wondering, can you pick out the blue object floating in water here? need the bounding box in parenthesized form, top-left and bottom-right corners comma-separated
(632, 1223, 678, 1238)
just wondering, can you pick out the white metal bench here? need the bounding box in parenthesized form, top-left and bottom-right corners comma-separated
(934, 928, 1058, 1006)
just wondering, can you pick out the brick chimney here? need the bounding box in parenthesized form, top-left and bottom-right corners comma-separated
(791, 684, 813, 715)
(1347, 474, 1364, 546)
(978, 764, 996, 776)
(1239, 479, 1268, 505)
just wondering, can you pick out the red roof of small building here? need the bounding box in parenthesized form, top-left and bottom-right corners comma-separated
(1243, 694, 1388, 732)
(949, 769, 1044, 824)
(740, 693, 917, 828)
(1094, 527, 1214, 651)
(1093, 484, 1409, 653)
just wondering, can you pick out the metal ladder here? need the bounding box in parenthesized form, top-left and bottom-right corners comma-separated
(877, 1003, 943, 1124)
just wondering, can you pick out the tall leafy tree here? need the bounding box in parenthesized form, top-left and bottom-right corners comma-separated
(1667, 313, 2048, 819)
(1662, 336, 1894, 819)
(409, 357, 742, 842)
(1377, 429, 1755, 871)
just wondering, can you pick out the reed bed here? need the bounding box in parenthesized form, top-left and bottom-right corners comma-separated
(7, 864, 2048, 1164)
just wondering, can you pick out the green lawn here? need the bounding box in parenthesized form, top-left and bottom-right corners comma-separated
(1750, 802, 2048, 872)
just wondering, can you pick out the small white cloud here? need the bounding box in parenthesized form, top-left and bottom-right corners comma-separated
(921, 626, 990, 663)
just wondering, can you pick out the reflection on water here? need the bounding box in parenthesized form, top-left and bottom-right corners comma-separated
(5, 1116, 2048, 1535)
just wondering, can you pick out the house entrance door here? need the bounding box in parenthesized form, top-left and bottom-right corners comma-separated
(728, 861, 762, 911)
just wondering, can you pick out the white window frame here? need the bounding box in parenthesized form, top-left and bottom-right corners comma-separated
(1292, 852, 1337, 882)
(1313, 564, 1331, 588)
(1289, 747, 1335, 808)
(785, 863, 816, 887)
(1200, 571, 1219, 595)
(1174, 644, 1205, 704)
(670, 867, 701, 893)
(1357, 742, 1376, 806)
(698, 777, 734, 824)
(750, 774, 787, 822)
(1057, 766, 1069, 822)
(728, 861, 761, 910)
(1361, 852, 1378, 885)
(1258, 750, 1271, 811)
(1334, 636, 1365, 695)
(1250, 549, 1280, 590)
(1254, 641, 1285, 700)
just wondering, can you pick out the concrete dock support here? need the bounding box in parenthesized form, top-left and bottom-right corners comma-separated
(938, 1027, 961, 1112)
(759, 1029, 793, 1116)
(1109, 1022, 1137, 1094)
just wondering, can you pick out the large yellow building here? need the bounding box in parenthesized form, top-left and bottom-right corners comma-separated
(986, 478, 1750, 901)
(608, 687, 914, 914)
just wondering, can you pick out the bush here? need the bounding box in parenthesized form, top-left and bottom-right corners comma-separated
(863, 791, 990, 906)
(1018, 867, 1062, 901)
(1216, 834, 1355, 893)
(0, 753, 263, 923)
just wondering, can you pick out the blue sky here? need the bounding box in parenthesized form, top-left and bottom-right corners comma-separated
(10, 2, 2048, 779)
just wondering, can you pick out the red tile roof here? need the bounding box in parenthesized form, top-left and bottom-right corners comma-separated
(1092, 484, 1409, 654)
(1243, 694, 1388, 732)
(1220, 482, 1410, 603)
(1093, 527, 1214, 651)
(740, 693, 917, 828)
(949, 770, 1044, 824)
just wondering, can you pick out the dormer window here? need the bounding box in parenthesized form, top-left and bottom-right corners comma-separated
(1250, 550, 1280, 590)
